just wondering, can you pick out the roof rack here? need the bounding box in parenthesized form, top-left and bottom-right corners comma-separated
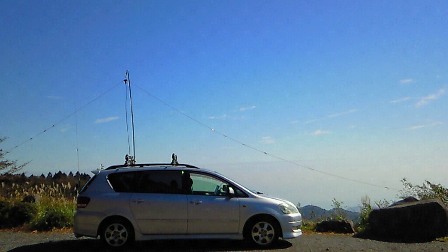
(105, 163, 199, 170)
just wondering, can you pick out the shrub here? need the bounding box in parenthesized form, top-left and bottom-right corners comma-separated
(330, 198, 347, 221)
(9, 202, 37, 227)
(31, 206, 73, 231)
(0, 174, 78, 230)
(357, 196, 372, 233)
(0, 201, 37, 228)
(400, 178, 448, 206)
(301, 220, 317, 232)
(0, 200, 10, 227)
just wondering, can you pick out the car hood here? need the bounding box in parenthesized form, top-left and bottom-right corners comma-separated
(258, 194, 295, 206)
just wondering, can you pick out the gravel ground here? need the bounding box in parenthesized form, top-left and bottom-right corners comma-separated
(0, 230, 447, 252)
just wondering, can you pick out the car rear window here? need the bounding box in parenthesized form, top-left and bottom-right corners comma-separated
(108, 172, 136, 192)
(135, 170, 183, 194)
(79, 174, 97, 193)
(107, 170, 184, 194)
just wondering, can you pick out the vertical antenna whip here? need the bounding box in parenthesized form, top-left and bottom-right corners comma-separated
(124, 78, 131, 156)
(75, 102, 81, 194)
(124, 70, 136, 163)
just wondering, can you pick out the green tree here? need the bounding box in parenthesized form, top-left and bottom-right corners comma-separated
(400, 178, 448, 206)
(0, 137, 28, 174)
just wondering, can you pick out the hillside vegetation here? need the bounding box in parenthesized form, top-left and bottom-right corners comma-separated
(0, 172, 90, 230)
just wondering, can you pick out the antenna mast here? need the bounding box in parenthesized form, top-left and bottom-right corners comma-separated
(124, 70, 136, 164)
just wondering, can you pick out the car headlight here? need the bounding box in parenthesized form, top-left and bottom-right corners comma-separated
(278, 203, 298, 214)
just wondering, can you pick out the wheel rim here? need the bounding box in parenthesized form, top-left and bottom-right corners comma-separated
(251, 221, 276, 246)
(104, 223, 128, 247)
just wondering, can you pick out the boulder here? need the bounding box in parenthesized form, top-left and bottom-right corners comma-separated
(389, 196, 418, 207)
(315, 219, 355, 234)
(368, 199, 448, 242)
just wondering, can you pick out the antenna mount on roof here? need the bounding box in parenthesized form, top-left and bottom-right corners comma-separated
(124, 154, 135, 166)
(171, 153, 179, 165)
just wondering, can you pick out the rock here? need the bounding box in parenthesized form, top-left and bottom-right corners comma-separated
(315, 219, 355, 234)
(389, 196, 418, 207)
(368, 199, 448, 242)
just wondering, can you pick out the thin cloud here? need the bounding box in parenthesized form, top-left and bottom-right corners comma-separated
(209, 106, 253, 120)
(416, 88, 446, 108)
(399, 78, 415, 85)
(311, 129, 331, 136)
(95, 116, 119, 124)
(390, 97, 412, 104)
(327, 109, 358, 118)
(305, 109, 358, 124)
(208, 114, 228, 120)
(304, 118, 321, 124)
(407, 122, 443, 130)
(239, 105, 256, 112)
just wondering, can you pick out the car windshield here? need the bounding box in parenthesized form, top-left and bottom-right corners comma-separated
(209, 170, 260, 196)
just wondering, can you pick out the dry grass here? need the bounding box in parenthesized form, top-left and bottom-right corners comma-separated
(1, 182, 76, 230)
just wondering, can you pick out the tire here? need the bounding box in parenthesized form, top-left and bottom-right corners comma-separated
(100, 218, 134, 248)
(245, 217, 280, 247)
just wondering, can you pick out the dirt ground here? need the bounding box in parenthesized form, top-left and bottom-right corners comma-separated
(0, 230, 447, 252)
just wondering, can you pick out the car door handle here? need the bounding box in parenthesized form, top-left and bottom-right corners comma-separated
(133, 199, 144, 204)
(190, 200, 202, 205)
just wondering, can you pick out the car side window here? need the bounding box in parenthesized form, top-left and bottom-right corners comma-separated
(135, 170, 183, 194)
(189, 173, 231, 196)
(107, 172, 136, 193)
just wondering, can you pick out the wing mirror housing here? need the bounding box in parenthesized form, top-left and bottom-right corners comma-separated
(223, 185, 235, 197)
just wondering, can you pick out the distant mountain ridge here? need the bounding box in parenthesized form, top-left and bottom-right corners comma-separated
(299, 205, 360, 222)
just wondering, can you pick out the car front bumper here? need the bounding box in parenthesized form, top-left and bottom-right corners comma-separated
(280, 213, 302, 239)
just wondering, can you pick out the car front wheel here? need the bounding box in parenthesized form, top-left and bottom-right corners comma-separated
(100, 218, 134, 248)
(245, 217, 280, 247)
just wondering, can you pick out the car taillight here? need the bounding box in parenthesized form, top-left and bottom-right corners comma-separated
(77, 196, 90, 209)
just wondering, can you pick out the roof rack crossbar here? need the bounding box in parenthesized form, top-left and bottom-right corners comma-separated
(105, 163, 199, 170)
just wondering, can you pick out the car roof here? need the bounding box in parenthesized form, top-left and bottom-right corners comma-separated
(91, 163, 203, 175)
(105, 163, 199, 170)
(94, 163, 230, 182)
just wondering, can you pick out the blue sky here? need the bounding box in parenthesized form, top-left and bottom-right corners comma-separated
(1, 0, 447, 208)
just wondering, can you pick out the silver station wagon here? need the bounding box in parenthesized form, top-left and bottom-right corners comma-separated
(74, 163, 302, 248)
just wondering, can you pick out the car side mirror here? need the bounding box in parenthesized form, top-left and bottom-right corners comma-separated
(223, 185, 235, 197)
(228, 187, 235, 197)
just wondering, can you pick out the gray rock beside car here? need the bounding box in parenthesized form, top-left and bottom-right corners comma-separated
(368, 199, 448, 242)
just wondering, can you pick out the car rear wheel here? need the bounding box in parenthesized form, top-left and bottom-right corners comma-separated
(245, 217, 280, 247)
(100, 218, 134, 248)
